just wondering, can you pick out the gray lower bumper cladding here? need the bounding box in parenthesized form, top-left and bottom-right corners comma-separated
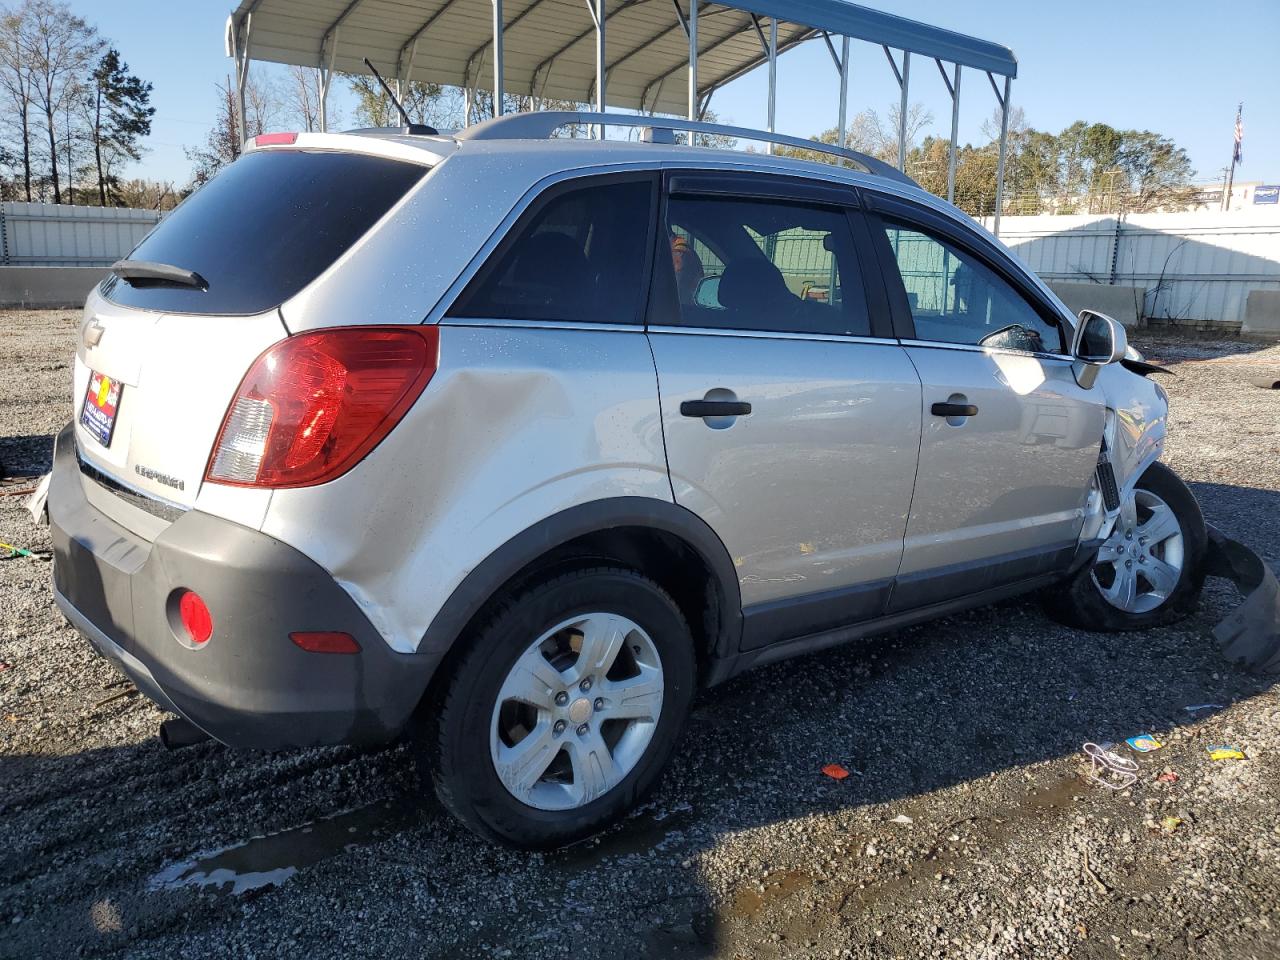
(46, 424, 440, 749)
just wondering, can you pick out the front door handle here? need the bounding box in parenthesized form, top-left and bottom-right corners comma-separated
(680, 399, 752, 418)
(931, 401, 979, 418)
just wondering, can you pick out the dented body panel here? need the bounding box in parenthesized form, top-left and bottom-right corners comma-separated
(258, 324, 673, 653)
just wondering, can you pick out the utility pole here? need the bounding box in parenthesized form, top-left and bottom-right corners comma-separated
(1223, 102, 1243, 212)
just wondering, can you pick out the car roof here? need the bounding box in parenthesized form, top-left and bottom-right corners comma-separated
(250, 126, 952, 218)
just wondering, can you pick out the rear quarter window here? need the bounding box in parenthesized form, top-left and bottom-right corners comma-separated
(102, 150, 428, 315)
(447, 177, 655, 325)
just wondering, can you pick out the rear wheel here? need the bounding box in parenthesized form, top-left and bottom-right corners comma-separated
(1044, 461, 1206, 631)
(430, 567, 695, 849)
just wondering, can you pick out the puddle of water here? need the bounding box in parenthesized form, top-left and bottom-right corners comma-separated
(149, 799, 420, 895)
(556, 802, 693, 871)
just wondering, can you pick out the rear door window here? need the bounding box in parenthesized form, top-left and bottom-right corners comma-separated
(658, 196, 870, 337)
(102, 150, 428, 315)
(447, 177, 655, 325)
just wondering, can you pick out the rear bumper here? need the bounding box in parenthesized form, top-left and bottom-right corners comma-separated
(48, 424, 440, 749)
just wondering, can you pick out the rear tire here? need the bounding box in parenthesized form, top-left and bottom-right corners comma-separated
(429, 566, 695, 849)
(1044, 461, 1206, 631)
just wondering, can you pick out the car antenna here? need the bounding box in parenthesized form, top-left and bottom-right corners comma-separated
(363, 57, 412, 127)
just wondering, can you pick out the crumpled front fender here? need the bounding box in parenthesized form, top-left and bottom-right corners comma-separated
(1078, 363, 1169, 544)
(1100, 361, 1168, 492)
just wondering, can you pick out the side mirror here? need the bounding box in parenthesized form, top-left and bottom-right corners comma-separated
(1071, 310, 1127, 388)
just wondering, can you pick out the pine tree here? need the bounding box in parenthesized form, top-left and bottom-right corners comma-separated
(89, 46, 153, 205)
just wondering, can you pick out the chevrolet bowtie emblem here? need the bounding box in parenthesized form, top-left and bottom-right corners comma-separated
(83, 320, 105, 348)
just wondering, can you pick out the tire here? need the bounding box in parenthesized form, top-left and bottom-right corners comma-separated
(429, 566, 696, 849)
(1044, 460, 1207, 631)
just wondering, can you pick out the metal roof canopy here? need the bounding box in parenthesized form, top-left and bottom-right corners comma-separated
(226, 0, 1019, 232)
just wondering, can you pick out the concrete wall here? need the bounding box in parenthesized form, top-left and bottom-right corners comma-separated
(0, 267, 104, 309)
(1047, 282, 1143, 329)
(1243, 290, 1280, 337)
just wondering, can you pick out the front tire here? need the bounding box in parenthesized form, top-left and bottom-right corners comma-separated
(430, 567, 695, 849)
(1044, 461, 1207, 631)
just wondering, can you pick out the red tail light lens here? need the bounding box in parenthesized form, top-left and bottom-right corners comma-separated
(207, 326, 438, 488)
(178, 590, 213, 645)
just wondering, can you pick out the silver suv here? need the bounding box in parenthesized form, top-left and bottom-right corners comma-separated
(48, 113, 1206, 848)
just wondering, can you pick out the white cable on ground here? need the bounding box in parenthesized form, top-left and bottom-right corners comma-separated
(1083, 742, 1138, 790)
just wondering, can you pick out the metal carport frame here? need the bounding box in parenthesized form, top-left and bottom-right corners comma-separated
(226, 0, 1018, 232)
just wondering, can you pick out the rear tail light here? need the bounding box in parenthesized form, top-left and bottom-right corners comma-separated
(206, 326, 438, 488)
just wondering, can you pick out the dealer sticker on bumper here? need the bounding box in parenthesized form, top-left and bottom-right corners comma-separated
(80, 371, 122, 447)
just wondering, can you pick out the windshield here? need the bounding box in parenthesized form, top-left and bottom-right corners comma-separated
(102, 149, 428, 315)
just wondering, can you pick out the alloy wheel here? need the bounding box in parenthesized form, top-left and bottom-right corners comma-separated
(1091, 487, 1185, 614)
(489, 613, 664, 811)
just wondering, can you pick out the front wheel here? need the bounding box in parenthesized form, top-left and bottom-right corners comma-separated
(429, 567, 696, 849)
(1044, 461, 1207, 631)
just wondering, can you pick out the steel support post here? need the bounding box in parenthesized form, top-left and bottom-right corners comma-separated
(993, 73, 1011, 236)
(233, 14, 252, 147)
(593, 0, 606, 137)
(766, 18, 777, 155)
(947, 64, 960, 203)
(897, 51, 910, 172)
(687, 0, 698, 123)
(837, 36, 849, 155)
(493, 0, 505, 117)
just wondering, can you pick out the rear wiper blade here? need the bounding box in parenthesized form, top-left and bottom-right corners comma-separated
(110, 259, 208, 291)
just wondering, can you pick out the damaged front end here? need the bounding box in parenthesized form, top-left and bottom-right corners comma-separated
(1075, 363, 1279, 674)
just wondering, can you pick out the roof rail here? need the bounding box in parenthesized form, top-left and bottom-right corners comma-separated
(457, 111, 916, 187)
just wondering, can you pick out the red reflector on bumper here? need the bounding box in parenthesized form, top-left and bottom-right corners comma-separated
(178, 590, 213, 645)
(290, 631, 361, 655)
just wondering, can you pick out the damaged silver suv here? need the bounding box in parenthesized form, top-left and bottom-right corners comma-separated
(48, 112, 1205, 848)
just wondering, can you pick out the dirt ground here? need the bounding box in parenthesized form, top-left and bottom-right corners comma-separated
(1, 308, 1279, 960)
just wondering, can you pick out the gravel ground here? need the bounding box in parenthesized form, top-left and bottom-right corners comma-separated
(2, 308, 1279, 960)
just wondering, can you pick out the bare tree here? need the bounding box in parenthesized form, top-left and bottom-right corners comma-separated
(347, 73, 454, 129)
(244, 71, 281, 135)
(186, 74, 278, 186)
(778, 102, 933, 166)
(112, 175, 178, 211)
(979, 104, 1027, 144)
(17, 0, 99, 203)
(0, 5, 35, 199)
(283, 65, 330, 132)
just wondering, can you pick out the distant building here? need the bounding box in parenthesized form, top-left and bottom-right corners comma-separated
(1186, 181, 1280, 212)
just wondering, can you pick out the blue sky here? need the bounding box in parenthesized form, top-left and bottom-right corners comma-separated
(71, 0, 1277, 188)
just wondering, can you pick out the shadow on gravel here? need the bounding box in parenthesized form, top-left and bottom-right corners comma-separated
(5, 577, 1272, 959)
(1187, 481, 1280, 556)
(0, 433, 55, 476)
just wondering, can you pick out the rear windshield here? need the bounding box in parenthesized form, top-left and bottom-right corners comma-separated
(101, 150, 428, 315)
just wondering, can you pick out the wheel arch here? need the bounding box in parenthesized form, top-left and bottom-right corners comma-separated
(418, 497, 743, 687)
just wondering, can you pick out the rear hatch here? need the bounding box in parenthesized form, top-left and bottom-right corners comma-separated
(73, 145, 432, 522)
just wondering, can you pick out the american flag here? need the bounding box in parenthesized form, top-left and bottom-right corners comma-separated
(1233, 104, 1244, 166)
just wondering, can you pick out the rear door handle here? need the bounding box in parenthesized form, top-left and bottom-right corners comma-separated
(931, 402, 979, 418)
(680, 399, 752, 418)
